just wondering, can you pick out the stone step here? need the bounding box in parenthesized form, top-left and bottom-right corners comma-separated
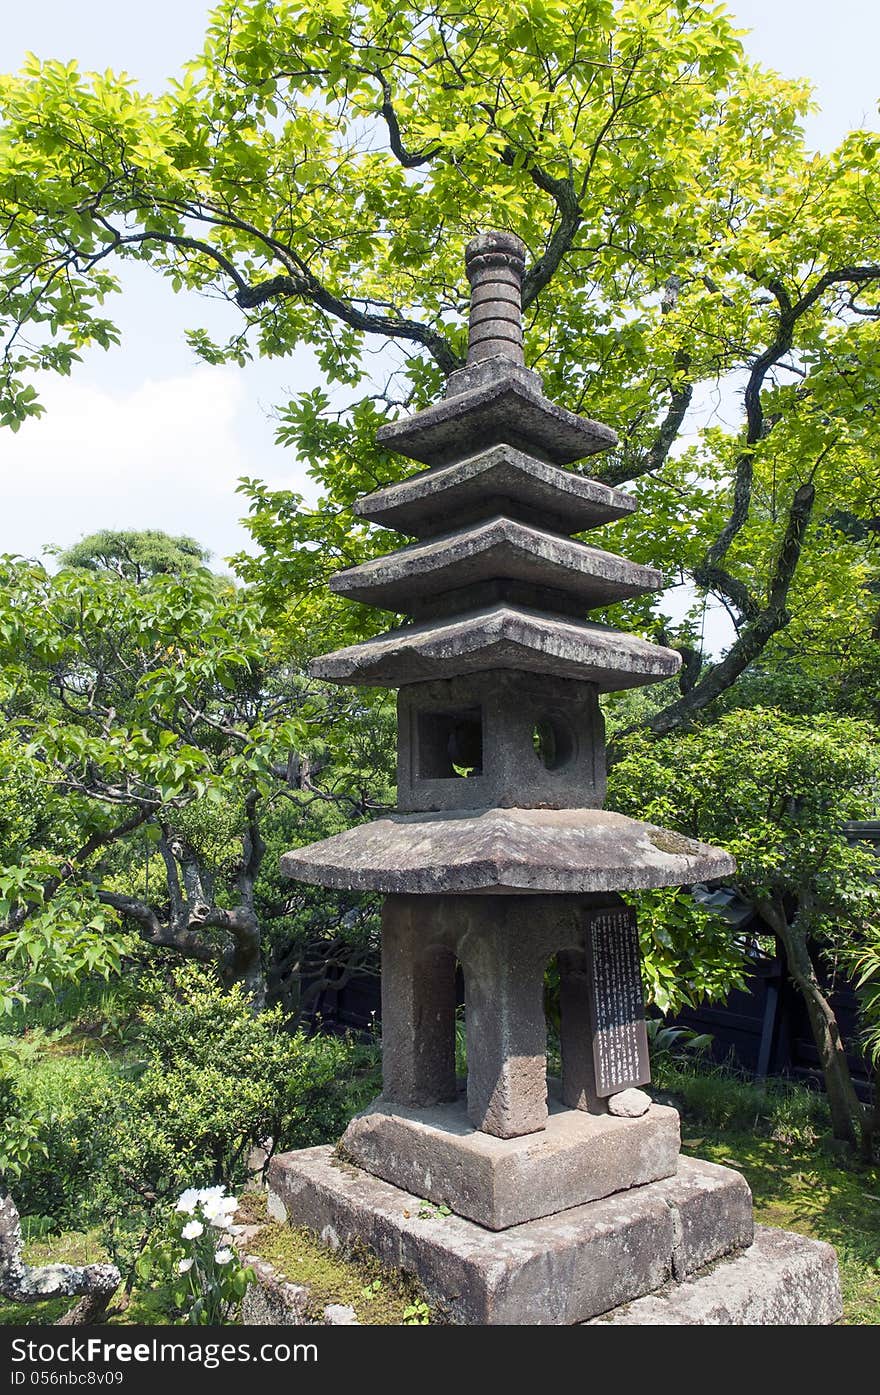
(356, 445, 635, 539)
(586, 1225, 842, 1325)
(267, 1147, 757, 1326)
(330, 516, 662, 615)
(279, 808, 735, 895)
(376, 365, 617, 467)
(309, 602, 680, 689)
(340, 1097, 682, 1230)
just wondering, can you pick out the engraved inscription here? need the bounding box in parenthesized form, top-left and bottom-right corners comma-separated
(585, 906, 650, 1097)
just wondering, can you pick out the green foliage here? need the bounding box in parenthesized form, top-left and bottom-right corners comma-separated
(57, 530, 210, 582)
(0, 1048, 124, 1227)
(0, 1, 876, 730)
(849, 933, 880, 1071)
(610, 708, 879, 913)
(611, 708, 880, 1137)
(103, 967, 365, 1225)
(629, 886, 747, 1014)
(1, 966, 374, 1238)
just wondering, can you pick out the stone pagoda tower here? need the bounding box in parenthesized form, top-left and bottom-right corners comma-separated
(269, 233, 842, 1325)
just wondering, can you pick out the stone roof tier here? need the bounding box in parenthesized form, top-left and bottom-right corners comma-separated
(280, 806, 735, 895)
(330, 516, 662, 615)
(309, 603, 681, 689)
(355, 444, 636, 540)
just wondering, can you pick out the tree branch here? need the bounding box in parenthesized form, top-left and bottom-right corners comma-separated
(634, 482, 816, 739)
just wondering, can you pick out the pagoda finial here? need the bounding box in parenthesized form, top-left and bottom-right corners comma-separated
(464, 230, 527, 366)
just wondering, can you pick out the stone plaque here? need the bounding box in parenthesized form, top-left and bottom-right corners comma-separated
(584, 905, 650, 1097)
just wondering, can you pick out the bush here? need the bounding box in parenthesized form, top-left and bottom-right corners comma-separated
(103, 966, 366, 1218)
(1, 1050, 124, 1229)
(3, 965, 377, 1252)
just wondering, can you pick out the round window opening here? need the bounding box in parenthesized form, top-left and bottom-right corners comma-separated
(532, 714, 576, 771)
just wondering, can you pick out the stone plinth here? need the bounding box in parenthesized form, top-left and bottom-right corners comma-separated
(340, 1096, 680, 1230)
(586, 1226, 842, 1326)
(267, 1150, 756, 1326)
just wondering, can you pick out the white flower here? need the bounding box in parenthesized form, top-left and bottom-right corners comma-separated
(175, 1188, 202, 1215)
(181, 1220, 204, 1240)
(177, 1257, 194, 1274)
(214, 1247, 233, 1265)
(203, 1196, 239, 1227)
(197, 1186, 227, 1205)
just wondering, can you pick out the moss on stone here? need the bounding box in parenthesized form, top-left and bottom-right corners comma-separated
(248, 1223, 432, 1324)
(648, 828, 696, 855)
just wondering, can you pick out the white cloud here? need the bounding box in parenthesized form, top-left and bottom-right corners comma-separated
(0, 367, 312, 566)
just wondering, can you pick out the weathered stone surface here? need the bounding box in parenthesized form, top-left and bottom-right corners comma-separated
(240, 1255, 311, 1325)
(397, 672, 606, 814)
(267, 1148, 759, 1325)
(340, 1096, 680, 1229)
(280, 807, 736, 895)
(379, 899, 458, 1108)
(558, 948, 605, 1112)
(331, 517, 662, 614)
(323, 1303, 359, 1324)
(608, 1088, 652, 1118)
(355, 445, 636, 539)
(463, 232, 527, 365)
(587, 1226, 842, 1326)
(377, 894, 647, 1139)
(309, 603, 681, 690)
(458, 909, 549, 1136)
(654, 1155, 753, 1276)
(376, 369, 618, 468)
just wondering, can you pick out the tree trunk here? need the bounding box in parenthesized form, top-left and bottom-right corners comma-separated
(219, 908, 266, 1010)
(759, 897, 869, 1153)
(0, 1194, 120, 1320)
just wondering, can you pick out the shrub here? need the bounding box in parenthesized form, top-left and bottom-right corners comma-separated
(103, 966, 364, 1217)
(1, 1050, 124, 1229)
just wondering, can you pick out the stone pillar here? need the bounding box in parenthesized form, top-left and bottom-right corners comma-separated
(380, 897, 457, 1107)
(456, 899, 549, 1138)
(558, 947, 606, 1115)
(464, 231, 526, 365)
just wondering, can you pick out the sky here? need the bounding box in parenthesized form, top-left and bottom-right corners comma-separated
(0, 2, 878, 620)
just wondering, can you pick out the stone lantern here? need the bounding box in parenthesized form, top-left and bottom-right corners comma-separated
(269, 233, 842, 1325)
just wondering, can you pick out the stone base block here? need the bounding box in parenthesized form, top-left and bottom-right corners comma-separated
(340, 1097, 680, 1230)
(587, 1226, 842, 1325)
(267, 1147, 753, 1325)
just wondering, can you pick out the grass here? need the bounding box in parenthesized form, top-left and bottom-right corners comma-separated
(656, 1054, 880, 1325)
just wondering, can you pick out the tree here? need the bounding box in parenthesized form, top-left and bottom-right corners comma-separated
(609, 709, 880, 1152)
(0, 552, 391, 1009)
(57, 530, 209, 581)
(1, 0, 878, 730)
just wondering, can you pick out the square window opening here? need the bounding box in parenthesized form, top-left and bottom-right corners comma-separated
(417, 707, 483, 779)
